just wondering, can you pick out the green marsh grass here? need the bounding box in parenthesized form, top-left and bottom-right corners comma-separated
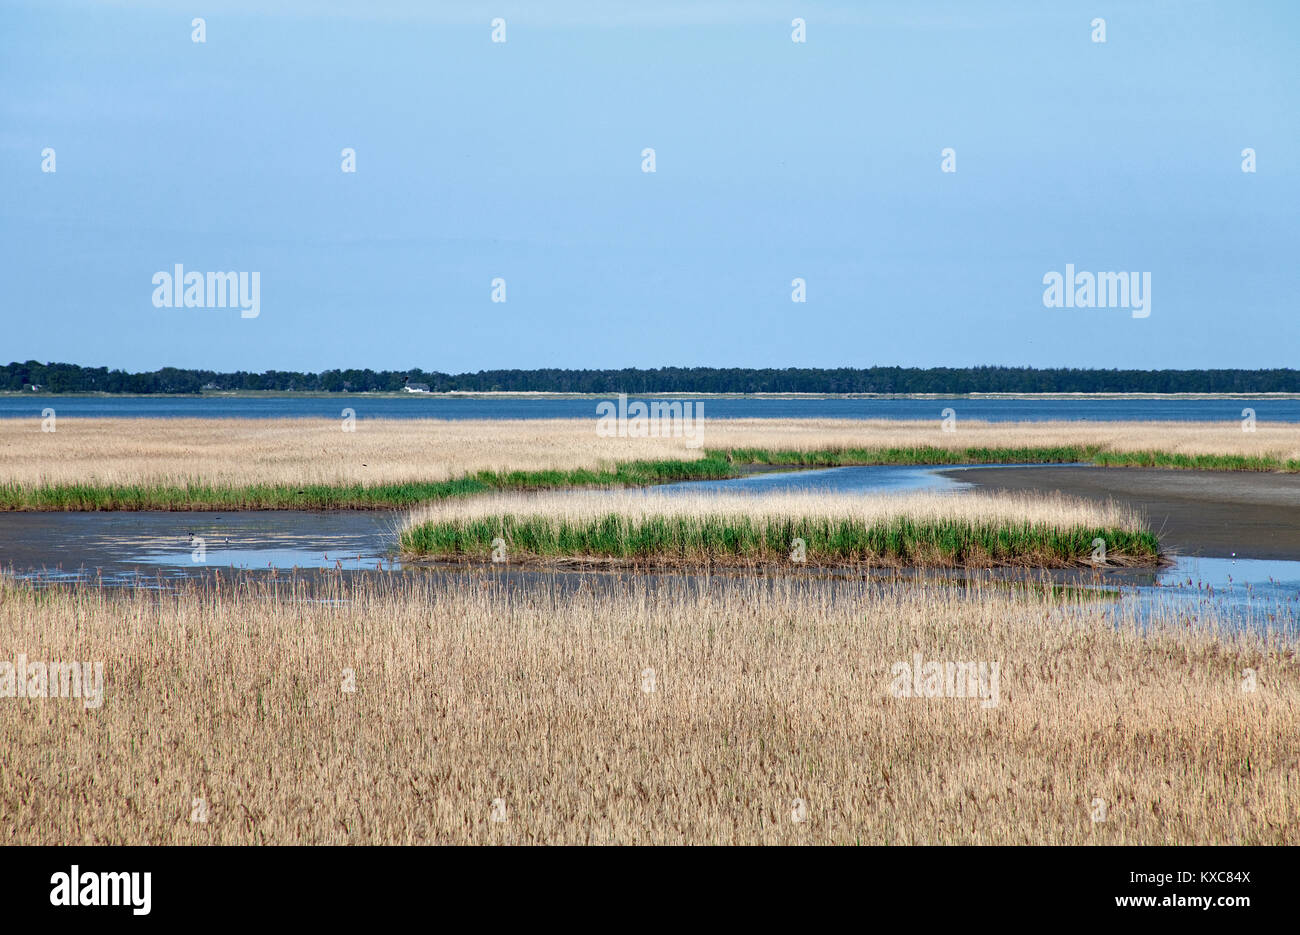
(400, 491, 1160, 569)
(401, 514, 1158, 567)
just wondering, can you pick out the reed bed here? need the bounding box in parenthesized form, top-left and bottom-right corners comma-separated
(710, 418, 1300, 463)
(1, 573, 1294, 845)
(0, 417, 706, 490)
(4, 417, 1298, 509)
(0, 458, 735, 511)
(4, 417, 1297, 487)
(400, 490, 1159, 568)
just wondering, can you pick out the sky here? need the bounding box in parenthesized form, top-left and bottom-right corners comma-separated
(2, 0, 1298, 373)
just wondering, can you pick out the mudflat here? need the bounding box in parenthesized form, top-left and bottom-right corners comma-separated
(940, 466, 1300, 560)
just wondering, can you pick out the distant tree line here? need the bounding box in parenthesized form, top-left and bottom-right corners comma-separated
(5, 361, 1300, 395)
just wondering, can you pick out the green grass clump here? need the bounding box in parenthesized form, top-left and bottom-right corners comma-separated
(400, 513, 1160, 568)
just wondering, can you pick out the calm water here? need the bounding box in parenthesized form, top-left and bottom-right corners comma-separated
(0, 510, 401, 587)
(4, 395, 1299, 422)
(654, 464, 976, 495)
(1114, 555, 1300, 635)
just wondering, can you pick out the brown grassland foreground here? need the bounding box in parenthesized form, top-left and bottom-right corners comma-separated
(4, 417, 1300, 487)
(1, 574, 1296, 845)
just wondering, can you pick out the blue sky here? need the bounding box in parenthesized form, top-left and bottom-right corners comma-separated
(2, 0, 1297, 372)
